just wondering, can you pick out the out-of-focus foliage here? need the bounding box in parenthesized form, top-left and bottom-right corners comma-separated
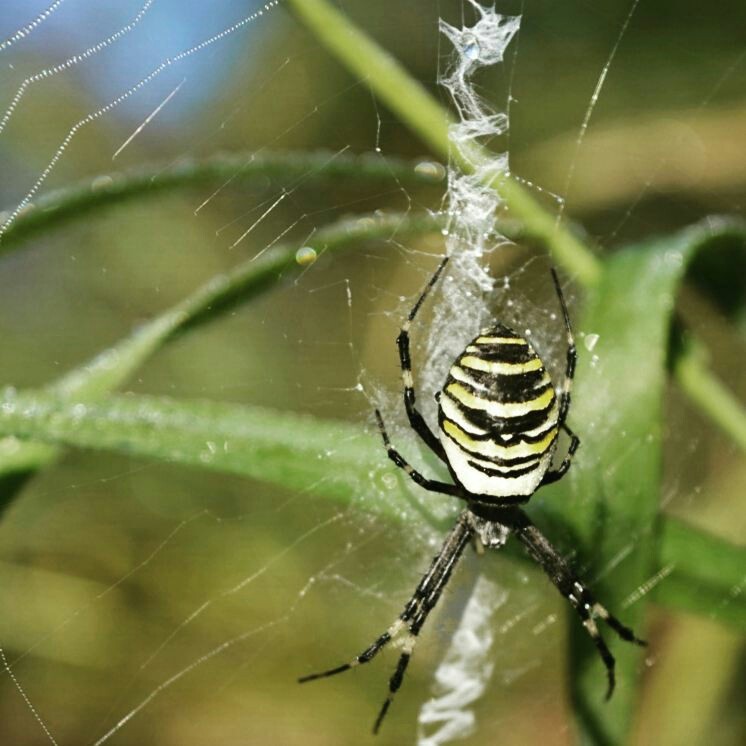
(0, 1, 744, 745)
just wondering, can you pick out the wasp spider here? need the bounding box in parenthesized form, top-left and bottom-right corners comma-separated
(300, 257, 645, 732)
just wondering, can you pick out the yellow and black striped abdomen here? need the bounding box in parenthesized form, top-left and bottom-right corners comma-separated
(438, 324, 559, 501)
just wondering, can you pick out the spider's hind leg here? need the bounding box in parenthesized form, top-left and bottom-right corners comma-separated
(297, 623, 399, 683)
(565, 582, 645, 700)
(299, 511, 474, 733)
(507, 508, 645, 699)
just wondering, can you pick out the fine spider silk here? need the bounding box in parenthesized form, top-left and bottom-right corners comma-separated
(300, 258, 645, 733)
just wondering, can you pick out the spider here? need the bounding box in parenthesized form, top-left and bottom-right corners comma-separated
(299, 257, 645, 733)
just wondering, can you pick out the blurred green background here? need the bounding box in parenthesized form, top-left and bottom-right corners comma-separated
(0, 1, 744, 744)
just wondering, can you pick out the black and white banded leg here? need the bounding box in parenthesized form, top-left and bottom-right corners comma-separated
(549, 267, 577, 426)
(374, 409, 465, 499)
(299, 511, 474, 733)
(396, 256, 451, 462)
(541, 423, 580, 486)
(542, 269, 581, 485)
(509, 509, 646, 698)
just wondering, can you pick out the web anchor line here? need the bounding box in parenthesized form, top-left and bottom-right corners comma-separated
(0, 0, 284, 242)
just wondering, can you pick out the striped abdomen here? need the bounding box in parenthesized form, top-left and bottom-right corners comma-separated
(438, 324, 559, 501)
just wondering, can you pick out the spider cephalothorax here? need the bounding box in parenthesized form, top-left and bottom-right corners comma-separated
(300, 257, 644, 733)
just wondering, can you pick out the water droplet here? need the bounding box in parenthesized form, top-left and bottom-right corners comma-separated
(590, 354, 600, 368)
(414, 160, 446, 181)
(199, 441, 217, 463)
(463, 36, 480, 61)
(91, 175, 114, 192)
(584, 333, 599, 352)
(295, 246, 317, 266)
(87, 348, 120, 373)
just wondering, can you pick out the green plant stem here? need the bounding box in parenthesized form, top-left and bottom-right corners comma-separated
(287, 0, 451, 163)
(286, 0, 746, 455)
(286, 0, 600, 285)
(0, 150, 444, 253)
(673, 337, 746, 451)
(560, 229, 688, 743)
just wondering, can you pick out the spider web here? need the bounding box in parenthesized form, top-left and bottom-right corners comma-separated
(0, 1, 743, 745)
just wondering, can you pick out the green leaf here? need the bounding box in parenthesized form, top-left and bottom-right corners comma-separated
(656, 516, 746, 630)
(0, 150, 444, 254)
(0, 387, 742, 627)
(0, 211, 443, 510)
(0, 389, 419, 523)
(554, 221, 746, 744)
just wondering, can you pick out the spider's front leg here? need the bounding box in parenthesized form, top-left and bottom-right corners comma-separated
(396, 256, 450, 462)
(507, 508, 646, 699)
(299, 511, 474, 733)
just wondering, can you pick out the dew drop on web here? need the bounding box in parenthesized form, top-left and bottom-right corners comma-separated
(295, 246, 317, 266)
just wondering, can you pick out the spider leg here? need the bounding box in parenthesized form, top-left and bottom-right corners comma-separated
(376, 409, 465, 500)
(540, 423, 580, 486)
(299, 511, 474, 734)
(397, 256, 450, 463)
(538, 269, 580, 485)
(373, 512, 472, 733)
(373, 647, 412, 733)
(550, 268, 577, 430)
(297, 622, 400, 683)
(508, 508, 645, 699)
